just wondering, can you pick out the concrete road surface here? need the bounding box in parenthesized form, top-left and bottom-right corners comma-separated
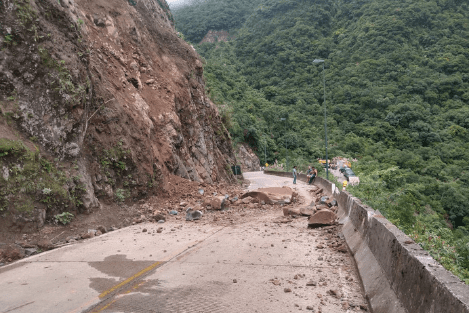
(0, 172, 367, 313)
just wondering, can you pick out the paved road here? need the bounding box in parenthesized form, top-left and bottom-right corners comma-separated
(0, 172, 366, 313)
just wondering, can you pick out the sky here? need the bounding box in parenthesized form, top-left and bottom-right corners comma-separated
(166, 0, 194, 8)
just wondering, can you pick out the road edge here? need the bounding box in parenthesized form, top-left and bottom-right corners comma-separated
(264, 170, 469, 313)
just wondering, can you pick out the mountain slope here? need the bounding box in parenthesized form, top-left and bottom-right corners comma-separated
(172, 0, 264, 43)
(0, 0, 235, 232)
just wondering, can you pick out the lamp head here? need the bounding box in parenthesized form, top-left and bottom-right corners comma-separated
(313, 59, 325, 64)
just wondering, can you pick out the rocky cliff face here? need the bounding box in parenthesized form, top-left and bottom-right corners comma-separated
(236, 144, 260, 172)
(0, 0, 235, 231)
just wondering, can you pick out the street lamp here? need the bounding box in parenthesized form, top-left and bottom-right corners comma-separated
(280, 118, 288, 170)
(313, 59, 329, 180)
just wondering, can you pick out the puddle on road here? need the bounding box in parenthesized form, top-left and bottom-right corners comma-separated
(89, 255, 155, 278)
(88, 254, 156, 294)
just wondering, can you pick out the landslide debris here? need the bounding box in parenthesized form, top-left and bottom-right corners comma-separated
(0, 0, 236, 236)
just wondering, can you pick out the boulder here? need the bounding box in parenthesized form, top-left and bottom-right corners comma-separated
(240, 191, 273, 204)
(203, 196, 227, 210)
(186, 209, 203, 221)
(242, 187, 294, 205)
(37, 239, 54, 250)
(300, 207, 315, 216)
(308, 210, 338, 227)
(97, 225, 107, 234)
(153, 213, 166, 222)
(316, 205, 329, 211)
(0, 243, 25, 261)
(248, 203, 258, 209)
(241, 196, 256, 204)
(81, 232, 94, 240)
(283, 207, 301, 216)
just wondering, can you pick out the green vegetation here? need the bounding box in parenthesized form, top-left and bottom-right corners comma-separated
(0, 139, 85, 214)
(54, 212, 74, 225)
(99, 140, 131, 177)
(14, 0, 36, 26)
(115, 188, 128, 203)
(172, 0, 264, 43)
(38, 46, 88, 107)
(174, 0, 469, 282)
(95, 140, 136, 202)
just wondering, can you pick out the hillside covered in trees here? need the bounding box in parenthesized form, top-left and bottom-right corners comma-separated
(172, 0, 469, 282)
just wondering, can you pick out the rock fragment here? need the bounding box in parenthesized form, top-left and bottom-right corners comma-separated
(300, 207, 315, 216)
(186, 208, 203, 221)
(308, 210, 337, 227)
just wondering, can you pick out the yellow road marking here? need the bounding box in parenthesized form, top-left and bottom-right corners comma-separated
(92, 299, 116, 313)
(74, 226, 225, 313)
(98, 261, 163, 299)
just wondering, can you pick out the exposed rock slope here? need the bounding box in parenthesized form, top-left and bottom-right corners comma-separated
(236, 144, 260, 172)
(0, 0, 235, 230)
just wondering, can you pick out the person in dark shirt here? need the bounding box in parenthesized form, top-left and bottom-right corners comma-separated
(308, 167, 317, 185)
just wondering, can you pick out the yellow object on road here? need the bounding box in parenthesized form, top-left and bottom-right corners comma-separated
(343, 180, 348, 189)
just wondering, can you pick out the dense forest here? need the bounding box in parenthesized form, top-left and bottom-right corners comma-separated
(172, 0, 469, 282)
(171, 0, 264, 42)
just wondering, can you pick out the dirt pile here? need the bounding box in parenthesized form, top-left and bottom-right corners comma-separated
(0, 174, 307, 265)
(0, 0, 236, 232)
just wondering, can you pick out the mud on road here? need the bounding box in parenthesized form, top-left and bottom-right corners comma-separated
(0, 172, 368, 313)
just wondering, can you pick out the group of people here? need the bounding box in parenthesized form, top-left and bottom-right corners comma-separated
(292, 165, 317, 185)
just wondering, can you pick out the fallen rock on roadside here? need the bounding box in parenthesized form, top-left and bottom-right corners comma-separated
(300, 207, 315, 216)
(0, 243, 25, 261)
(283, 207, 301, 216)
(186, 208, 203, 221)
(308, 210, 338, 227)
(242, 187, 295, 205)
(240, 191, 273, 204)
(203, 196, 228, 210)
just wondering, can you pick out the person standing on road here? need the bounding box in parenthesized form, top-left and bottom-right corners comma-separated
(308, 167, 317, 185)
(306, 165, 312, 178)
(343, 180, 348, 191)
(293, 166, 297, 184)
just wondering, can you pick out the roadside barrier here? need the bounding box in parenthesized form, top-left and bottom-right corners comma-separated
(264, 170, 469, 313)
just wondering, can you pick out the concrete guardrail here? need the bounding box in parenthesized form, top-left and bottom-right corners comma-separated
(264, 170, 469, 313)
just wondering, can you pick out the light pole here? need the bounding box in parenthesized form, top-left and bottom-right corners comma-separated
(280, 117, 288, 170)
(313, 59, 328, 180)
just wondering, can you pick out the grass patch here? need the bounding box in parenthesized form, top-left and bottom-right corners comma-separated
(0, 139, 85, 216)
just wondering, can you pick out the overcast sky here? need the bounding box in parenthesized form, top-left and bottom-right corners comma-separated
(166, 0, 194, 8)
